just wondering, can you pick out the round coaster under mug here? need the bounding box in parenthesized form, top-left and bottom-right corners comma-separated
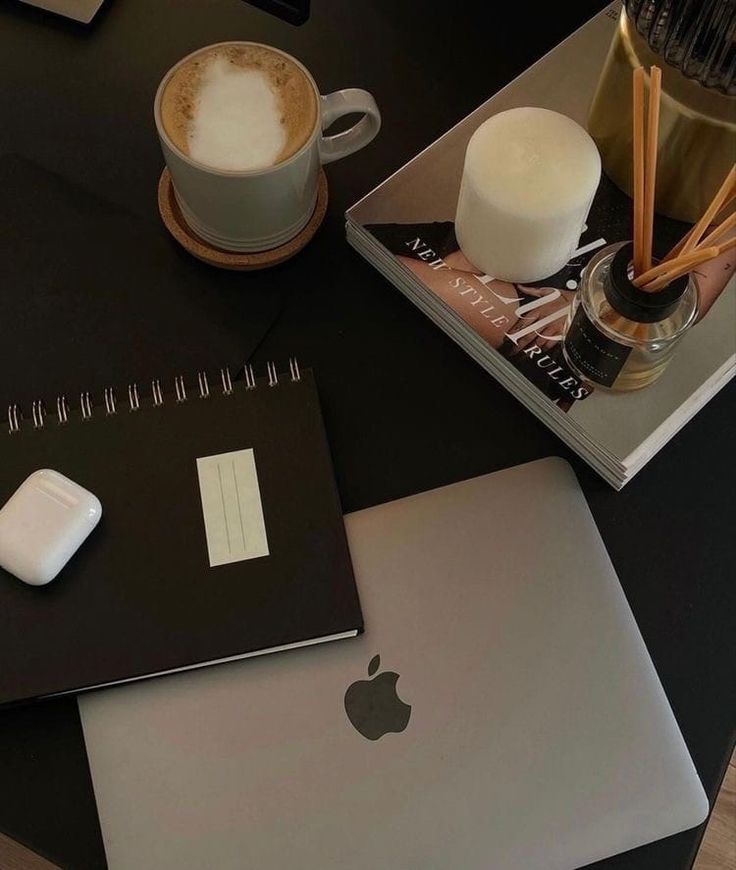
(157, 168, 329, 271)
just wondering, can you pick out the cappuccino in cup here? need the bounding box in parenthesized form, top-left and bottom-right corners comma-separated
(160, 44, 318, 172)
(155, 42, 381, 253)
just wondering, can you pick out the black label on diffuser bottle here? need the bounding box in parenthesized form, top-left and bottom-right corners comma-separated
(564, 306, 632, 388)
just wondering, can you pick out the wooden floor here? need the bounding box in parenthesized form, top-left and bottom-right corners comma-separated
(1, 752, 734, 868)
(0, 832, 58, 870)
(694, 751, 736, 870)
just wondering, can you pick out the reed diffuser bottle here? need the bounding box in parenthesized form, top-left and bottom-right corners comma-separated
(563, 241, 697, 391)
(567, 59, 734, 393)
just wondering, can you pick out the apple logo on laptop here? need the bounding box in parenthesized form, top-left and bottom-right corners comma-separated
(344, 654, 411, 740)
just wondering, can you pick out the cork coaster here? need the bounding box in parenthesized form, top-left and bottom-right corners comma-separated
(157, 168, 328, 271)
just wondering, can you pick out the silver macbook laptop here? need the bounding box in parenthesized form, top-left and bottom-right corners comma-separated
(80, 458, 707, 869)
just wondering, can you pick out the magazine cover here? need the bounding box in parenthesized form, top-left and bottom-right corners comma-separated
(346, 3, 735, 485)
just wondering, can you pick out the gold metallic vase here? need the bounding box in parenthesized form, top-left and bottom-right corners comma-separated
(588, 9, 735, 224)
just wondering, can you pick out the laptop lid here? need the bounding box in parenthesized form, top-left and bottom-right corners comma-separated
(80, 458, 707, 869)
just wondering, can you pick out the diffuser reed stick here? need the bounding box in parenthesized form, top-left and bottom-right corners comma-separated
(632, 67, 646, 277)
(644, 238, 736, 291)
(641, 66, 661, 273)
(697, 212, 736, 250)
(664, 166, 736, 262)
(665, 188, 735, 262)
(633, 247, 719, 288)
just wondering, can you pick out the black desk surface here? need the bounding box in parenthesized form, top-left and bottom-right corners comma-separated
(1, 1, 734, 868)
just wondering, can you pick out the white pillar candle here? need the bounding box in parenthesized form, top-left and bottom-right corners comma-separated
(455, 107, 601, 283)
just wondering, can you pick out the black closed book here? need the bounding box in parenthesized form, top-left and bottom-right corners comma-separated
(0, 365, 362, 707)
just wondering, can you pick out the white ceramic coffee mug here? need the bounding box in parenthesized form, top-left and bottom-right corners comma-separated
(154, 42, 381, 253)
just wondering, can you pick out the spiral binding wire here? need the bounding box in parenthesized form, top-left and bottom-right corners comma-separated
(244, 363, 256, 389)
(128, 383, 140, 412)
(104, 388, 116, 415)
(57, 396, 69, 424)
(32, 400, 45, 429)
(7, 360, 303, 434)
(174, 376, 187, 403)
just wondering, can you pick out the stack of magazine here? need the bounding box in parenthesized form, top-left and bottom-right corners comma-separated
(346, 3, 735, 489)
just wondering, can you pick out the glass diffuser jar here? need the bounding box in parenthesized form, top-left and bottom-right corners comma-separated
(562, 241, 698, 391)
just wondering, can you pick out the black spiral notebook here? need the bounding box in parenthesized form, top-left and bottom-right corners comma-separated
(0, 362, 362, 707)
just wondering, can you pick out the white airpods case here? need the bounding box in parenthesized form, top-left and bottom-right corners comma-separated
(0, 469, 102, 586)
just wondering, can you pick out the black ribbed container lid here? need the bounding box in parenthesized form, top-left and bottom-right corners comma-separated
(625, 0, 736, 95)
(605, 242, 688, 323)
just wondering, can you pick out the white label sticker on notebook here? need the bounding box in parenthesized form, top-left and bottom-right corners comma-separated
(196, 449, 269, 567)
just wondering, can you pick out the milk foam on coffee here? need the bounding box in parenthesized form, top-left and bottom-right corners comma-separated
(161, 44, 317, 172)
(188, 57, 285, 170)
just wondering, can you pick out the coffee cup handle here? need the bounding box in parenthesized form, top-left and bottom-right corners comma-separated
(319, 89, 381, 164)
